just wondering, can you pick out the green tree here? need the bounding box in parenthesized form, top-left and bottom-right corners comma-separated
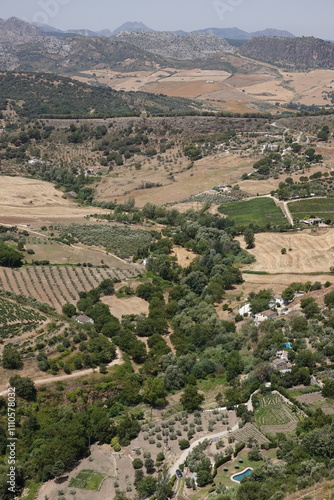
(2, 345, 23, 370)
(196, 469, 213, 487)
(322, 379, 334, 399)
(62, 303, 76, 317)
(156, 468, 173, 500)
(282, 286, 295, 302)
(0, 242, 23, 268)
(244, 229, 255, 249)
(324, 290, 334, 309)
(226, 351, 244, 382)
(136, 476, 157, 498)
(179, 439, 190, 450)
(180, 385, 204, 412)
(9, 375, 36, 400)
(133, 459, 143, 469)
(142, 378, 167, 407)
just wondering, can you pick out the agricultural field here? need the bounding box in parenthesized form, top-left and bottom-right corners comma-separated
(219, 197, 287, 229)
(0, 296, 46, 339)
(59, 224, 153, 258)
(24, 236, 138, 268)
(0, 176, 108, 224)
(296, 392, 334, 415)
(69, 469, 106, 491)
(288, 198, 334, 221)
(255, 393, 299, 433)
(238, 228, 334, 274)
(0, 266, 141, 312)
(35, 443, 129, 500)
(230, 423, 269, 446)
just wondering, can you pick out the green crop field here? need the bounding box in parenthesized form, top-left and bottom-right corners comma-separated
(69, 470, 106, 490)
(255, 393, 299, 427)
(288, 198, 334, 221)
(219, 198, 287, 229)
(0, 296, 46, 339)
(59, 224, 152, 258)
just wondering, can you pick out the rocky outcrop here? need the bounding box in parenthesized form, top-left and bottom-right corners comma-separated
(115, 31, 234, 60)
(240, 36, 334, 69)
(0, 17, 45, 43)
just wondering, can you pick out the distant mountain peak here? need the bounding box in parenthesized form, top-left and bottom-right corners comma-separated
(112, 22, 154, 35)
(250, 28, 295, 38)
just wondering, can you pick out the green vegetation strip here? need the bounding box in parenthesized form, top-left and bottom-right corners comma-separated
(59, 224, 152, 259)
(219, 198, 286, 229)
(288, 198, 334, 220)
(255, 393, 298, 427)
(69, 470, 106, 491)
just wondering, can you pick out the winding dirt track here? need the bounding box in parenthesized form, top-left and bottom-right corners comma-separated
(0, 347, 123, 396)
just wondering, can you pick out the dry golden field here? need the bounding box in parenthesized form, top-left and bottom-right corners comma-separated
(73, 67, 334, 113)
(238, 229, 334, 274)
(0, 176, 109, 224)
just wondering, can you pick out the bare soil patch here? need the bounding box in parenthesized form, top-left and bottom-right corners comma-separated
(101, 295, 149, 320)
(171, 246, 197, 267)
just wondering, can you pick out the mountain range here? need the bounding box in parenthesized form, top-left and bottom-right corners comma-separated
(0, 17, 333, 73)
(34, 20, 295, 40)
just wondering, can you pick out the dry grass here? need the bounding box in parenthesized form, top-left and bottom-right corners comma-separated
(101, 295, 149, 320)
(171, 245, 197, 267)
(0, 176, 109, 224)
(237, 229, 334, 274)
(96, 153, 256, 206)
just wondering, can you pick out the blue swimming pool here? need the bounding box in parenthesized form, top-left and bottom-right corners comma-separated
(231, 468, 253, 483)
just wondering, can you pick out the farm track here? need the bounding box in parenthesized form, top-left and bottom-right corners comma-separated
(0, 347, 124, 395)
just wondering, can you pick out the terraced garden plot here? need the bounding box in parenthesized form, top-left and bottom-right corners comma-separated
(0, 266, 141, 312)
(0, 296, 46, 339)
(69, 469, 106, 491)
(231, 423, 269, 445)
(255, 393, 299, 428)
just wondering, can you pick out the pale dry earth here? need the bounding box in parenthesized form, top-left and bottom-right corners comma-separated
(0, 176, 109, 224)
(238, 229, 334, 274)
(101, 295, 149, 320)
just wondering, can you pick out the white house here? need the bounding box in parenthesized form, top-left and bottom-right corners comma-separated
(75, 314, 94, 325)
(238, 303, 251, 316)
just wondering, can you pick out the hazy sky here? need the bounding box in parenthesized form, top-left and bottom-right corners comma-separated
(1, 0, 333, 39)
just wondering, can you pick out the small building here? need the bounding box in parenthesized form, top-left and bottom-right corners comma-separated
(269, 295, 285, 309)
(301, 218, 323, 226)
(254, 310, 277, 326)
(270, 358, 292, 373)
(238, 303, 251, 316)
(75, 314, 94, 325)
(276, 350, 289, 362)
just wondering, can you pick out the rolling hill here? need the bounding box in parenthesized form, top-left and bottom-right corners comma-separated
(0, 71, 207, 118)
(240, 36, 334, 69)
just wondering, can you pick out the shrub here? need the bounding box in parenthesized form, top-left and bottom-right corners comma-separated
(179, 439, 190, 450)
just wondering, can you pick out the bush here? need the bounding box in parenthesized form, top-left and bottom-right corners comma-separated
(179, 439, 190, 450)
(133, 459, 143, 469)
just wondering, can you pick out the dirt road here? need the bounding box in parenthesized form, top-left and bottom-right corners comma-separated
(0, 347, 124, 396)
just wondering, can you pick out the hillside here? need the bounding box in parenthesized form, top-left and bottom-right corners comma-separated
(0, 16, 45, 43)
(240, 36, 334, 69)
(196, 27, 295, 40)
(114, 31, 234, 60)
(112, 21, 154, 35)
(0, 72, 206, 118)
